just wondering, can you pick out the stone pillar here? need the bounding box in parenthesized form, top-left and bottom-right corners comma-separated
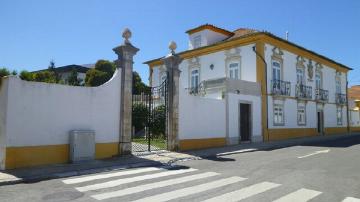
(162, 42, 183, 151)
(113, 28, 139, 155)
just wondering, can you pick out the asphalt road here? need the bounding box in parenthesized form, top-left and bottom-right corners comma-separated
(0, 135, 360, 202)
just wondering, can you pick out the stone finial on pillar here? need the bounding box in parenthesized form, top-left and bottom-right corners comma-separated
(113, 28, 139, 155)
(162, 41, 183, 151)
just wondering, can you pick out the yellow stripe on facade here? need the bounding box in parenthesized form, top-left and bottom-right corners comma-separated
(324, 127, 348, 135)
(179, 138, 226, 151)
(5, 142, 119, 169)
(268, 128, 318, 141)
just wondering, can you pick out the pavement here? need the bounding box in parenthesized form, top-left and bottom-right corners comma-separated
(0, 133, 360, 201)
(0, 133, 359, 186)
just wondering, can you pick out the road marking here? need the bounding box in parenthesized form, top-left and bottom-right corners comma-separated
(62, 167, 160, 184)
(217, 148, 257, 156)
(91, 172, 220, 200)
(130, 176, 246, 202)
(75, 168, 197, 192)
(298, 149, 330, 159)
(272, 188, 322, 202)
(203, 181, 280, 202)
(343, 197, 360, 202)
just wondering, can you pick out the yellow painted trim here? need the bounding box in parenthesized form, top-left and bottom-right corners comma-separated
(256, 42, 269, 142)
(350, 127, 360, 132)
(179, 138, 226, 151)
(95, 142, 119, 159)
(324, 127, 348, 135)
(5, 144, 69, 169)
(5, 142, 119, 169)
(268, 128, 318, 141)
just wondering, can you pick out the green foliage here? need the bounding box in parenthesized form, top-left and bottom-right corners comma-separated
(150, 105, 166, 138)
(132, 103, 150, 133)
(11, 70, 17, 75)
(32, 71, 57, 83)
(0, 68, 10, 77)
(85, 60, 115, 86)
(48, 60, 55, 70)
(133, 71, 150, 94)
(19, 70, 33, 81)
(67, 68, 82, 86)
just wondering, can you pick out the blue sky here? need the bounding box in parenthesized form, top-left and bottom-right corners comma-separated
(1, 0, 359, 85)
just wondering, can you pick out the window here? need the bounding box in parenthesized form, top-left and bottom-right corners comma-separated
(315, 71, 321, 89)
(194, 36, 201, 48)
(337, 106, 343, 125)
(296, 68, 305, 84)
(274, 103, 284, 125)
(229, 62, 240, 79)
(297, 102, 306, 125)
(191, 69, 200, 91)
(160, 72, 167, 84)
(272, 60, 281, 81)
(336, 76, 341, 94)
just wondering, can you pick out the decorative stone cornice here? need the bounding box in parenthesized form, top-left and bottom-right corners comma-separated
(188, 57, 200, 68)
(225, 48, 241, 59)
(272, 46, 284, 59)
(296, 55, 306, 68)
(307, 59, 314, 80)
(315, 62, 323, 71)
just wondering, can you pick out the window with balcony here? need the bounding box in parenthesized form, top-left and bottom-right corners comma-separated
(297, 102, 306, 125)
(337, 106, 343, 125)
(271, 60, 290, 96)
(190, 69, 200, 93)
(296, 68, 305, 85)
(229, 62, 240, 79)
(274, 102, 284, 125)
(315, 71, 328, 102)
(272, 60, 281, 81)
(336, 76, 341, 94)
(193, 35, 201, 49)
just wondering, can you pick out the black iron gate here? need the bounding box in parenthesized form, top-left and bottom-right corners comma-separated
(132, 77, 168, 152)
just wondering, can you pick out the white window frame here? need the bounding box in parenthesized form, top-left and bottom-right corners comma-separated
(272, 60, 282, 81)
(273, 102, 284, 126)
(190, 68, 200, 89)
(297, 102, 306, 125)
(315, 71, 322, 89)
(193, 35, 201, 49)
(296, 68, 305, 85)
(228, 62, 240, 79)
(336, 75, 341, 94)
(337, 106, 343, 125)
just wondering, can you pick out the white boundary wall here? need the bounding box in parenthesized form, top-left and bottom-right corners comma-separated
(0, 70, 121, 169)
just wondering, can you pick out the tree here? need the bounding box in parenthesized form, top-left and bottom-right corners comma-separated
(150, 105, 166, 139)
(0, 68, 10, 78)
(47, 60, 60, 82)
(133, 71, 150, 94)
(67, 68, 82, 86)
(132, 103, 150, 135)
(19, 70, 34, 81)
(32, 71, 57, 83)
(85, 60, 115, 86)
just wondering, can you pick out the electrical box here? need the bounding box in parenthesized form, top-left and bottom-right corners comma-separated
(69, 130, 95, 163)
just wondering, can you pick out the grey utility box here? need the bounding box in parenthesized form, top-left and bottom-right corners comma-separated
(69, 130, 95, 163)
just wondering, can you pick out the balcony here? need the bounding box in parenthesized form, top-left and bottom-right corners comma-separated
(186, 77, 261, 98)
(270, 80, 291, 96)
(335, 93, 347, 105)
(295, 84, 312, 99)
(315, 88, 329, 102)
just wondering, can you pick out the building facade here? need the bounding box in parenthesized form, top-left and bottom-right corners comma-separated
(145, 24, 352, 150)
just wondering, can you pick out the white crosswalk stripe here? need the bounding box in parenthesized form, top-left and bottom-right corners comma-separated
(203, 181, 280, 202)
(62, 167, 160, 184)
(75, 168, 197, 192)
(272, 188, 322, 202)
(130, 176, 246, 202)
(91, 172, 220, 200)
(343, 197, 360, 202)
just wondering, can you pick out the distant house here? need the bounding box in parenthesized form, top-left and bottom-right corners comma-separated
(33, 64, 90, 85)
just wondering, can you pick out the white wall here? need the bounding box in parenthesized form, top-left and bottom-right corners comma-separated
(179, 88, 226, 140)
(188, 29, 229, 50)
(228, 93, 262, 142)
(350, 110, 360, 126)
(1, 70, 121, 149)
(0, 78, 9, 169)
(265, 43, 348, 129)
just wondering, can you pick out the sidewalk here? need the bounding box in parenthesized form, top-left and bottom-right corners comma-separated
(1, 133, 359, 186)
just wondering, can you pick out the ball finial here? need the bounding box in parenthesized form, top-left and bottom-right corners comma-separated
(122, 28, 132, 44)
(169, 41, 177, 54)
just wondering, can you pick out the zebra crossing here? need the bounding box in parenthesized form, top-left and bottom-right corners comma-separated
(61, 166, 360, 202)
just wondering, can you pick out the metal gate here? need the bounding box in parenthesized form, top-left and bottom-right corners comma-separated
(132, 77, 168, 152)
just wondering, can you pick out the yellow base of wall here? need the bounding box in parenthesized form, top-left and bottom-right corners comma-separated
(5, 142, 119, 170)
(324, 127, 348, 135)
(268, 128, 318, 141)
(350, 127, 360, 133)
(179, 138, 226, 151)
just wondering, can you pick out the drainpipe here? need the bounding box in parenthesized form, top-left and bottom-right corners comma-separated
(252, 45, 269, 141)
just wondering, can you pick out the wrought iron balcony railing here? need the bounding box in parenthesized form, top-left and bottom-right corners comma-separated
(186, 82, 206, 96)
(295, 84, 312, 99)
(271, 80, 291, 96)
(335, 93, 347, 105)
(315, 88, 329, 102)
